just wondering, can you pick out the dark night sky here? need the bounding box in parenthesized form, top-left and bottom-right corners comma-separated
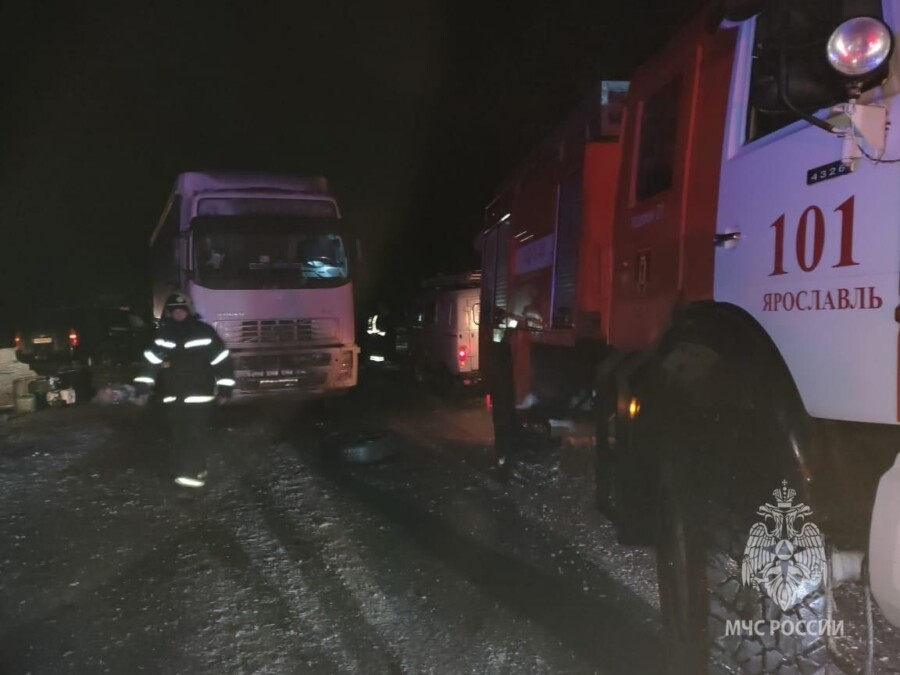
(0, 0, 691, 338)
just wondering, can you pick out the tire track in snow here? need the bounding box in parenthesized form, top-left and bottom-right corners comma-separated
(260, 443, 606, 673)
(205, 478, 388, 674)
(387, 407, 661, 611)
(238, 469, 406, 674)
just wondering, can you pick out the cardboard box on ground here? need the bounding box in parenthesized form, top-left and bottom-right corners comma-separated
(0, 348, 37, 409)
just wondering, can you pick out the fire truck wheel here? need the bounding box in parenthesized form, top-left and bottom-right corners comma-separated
(594, 403, 616, 516)
(658, 464, 831, 674)
(595, 417, 644, 543)
(595, 384, 657, 544)
(654, 351, 830, 674)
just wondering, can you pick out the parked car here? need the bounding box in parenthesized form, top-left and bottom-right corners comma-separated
(408, 272, 481, 391)
(14, 307, 150, 373)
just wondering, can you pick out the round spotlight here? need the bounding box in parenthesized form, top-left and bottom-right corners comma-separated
(827, 17, 894, 79)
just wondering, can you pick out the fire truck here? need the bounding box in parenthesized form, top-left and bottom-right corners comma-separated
(478, 2, 900, 672)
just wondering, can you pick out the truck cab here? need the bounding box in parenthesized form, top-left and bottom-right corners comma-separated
(150, 172, 360, 396)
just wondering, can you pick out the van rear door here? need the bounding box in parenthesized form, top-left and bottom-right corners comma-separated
(463, 294, 479, 371)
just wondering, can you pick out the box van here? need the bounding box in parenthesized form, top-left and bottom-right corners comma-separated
(409, 273, 481, 390)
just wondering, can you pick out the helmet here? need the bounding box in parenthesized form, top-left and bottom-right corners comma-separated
(163, 291, 195, 316)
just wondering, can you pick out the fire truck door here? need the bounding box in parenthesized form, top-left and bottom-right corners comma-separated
(714, 17, 900, 425)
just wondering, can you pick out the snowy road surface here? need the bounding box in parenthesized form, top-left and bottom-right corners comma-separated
(0, 369, 661, 674)
(3, 367, 897, 674)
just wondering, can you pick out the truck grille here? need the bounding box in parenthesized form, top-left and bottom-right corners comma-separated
(217, 319, 338, 345)
(232, 352, 332, 373)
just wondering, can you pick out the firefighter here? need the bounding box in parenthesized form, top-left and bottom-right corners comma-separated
(486, 311, 520, 478)
(133, 292, 235, 488)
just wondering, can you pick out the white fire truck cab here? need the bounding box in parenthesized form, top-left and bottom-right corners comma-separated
(479, 1, 900, 671)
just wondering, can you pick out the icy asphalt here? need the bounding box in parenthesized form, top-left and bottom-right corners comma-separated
(0, 366, 662, 674)
(1, 366, 898, 674)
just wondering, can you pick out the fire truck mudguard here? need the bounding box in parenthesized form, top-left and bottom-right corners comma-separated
(870, 453, 900, 627)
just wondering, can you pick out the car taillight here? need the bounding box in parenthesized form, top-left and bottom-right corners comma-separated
(458, 345, 468, 363)
(14, 332, 21, 350)
(68, 329, 79, 348)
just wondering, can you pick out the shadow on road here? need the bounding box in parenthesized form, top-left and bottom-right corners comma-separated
(279, 408, 663, 674)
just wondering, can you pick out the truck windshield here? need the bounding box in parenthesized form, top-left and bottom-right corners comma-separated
(192, 221, 349, 290)
(197, 197, 337, 218)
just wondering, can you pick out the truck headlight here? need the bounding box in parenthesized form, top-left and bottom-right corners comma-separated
(827, 17, 893, 80)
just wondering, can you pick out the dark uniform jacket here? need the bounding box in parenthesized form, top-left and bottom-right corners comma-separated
(135, 317, 235, 402)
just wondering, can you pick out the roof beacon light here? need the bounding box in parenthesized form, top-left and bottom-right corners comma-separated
(827, 17, 893, 79)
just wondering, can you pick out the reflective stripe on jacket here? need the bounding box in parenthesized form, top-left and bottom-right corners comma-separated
(134, 317, 234, 401)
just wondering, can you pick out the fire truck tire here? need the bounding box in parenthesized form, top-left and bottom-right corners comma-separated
(594, 393, 616, 517)
(658, 460, 831, 674)
(596, 420, 650, 544)
(653, 340, 831, 674)
(595, 378, 657, 544)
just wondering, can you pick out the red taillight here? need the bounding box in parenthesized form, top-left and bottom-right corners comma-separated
(458, 345, 468, 362)
(485, 393, 492, 410)
(14, 332, 21, 350)
(68, 329, 79, 348)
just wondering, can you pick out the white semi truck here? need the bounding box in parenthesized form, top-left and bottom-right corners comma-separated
(150, 171, 359, 396)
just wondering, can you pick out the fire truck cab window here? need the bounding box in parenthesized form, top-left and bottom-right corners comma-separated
(745, 0, 883, 143)
(634, 77, 681, 202)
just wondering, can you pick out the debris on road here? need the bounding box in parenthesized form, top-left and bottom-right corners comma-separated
(320, 430, 398, 465)
(92, 384, 137, 406)
(0, 349, 37, 410)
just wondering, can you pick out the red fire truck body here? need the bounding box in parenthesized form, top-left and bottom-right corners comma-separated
(478, 2, 900, 672)
(480, 83, 625, 410)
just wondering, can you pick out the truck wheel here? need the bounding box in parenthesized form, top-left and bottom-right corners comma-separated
(595, 386, 656, 544)
(654, 346, 831, 674)
(658, 463, 831, 674)
(594, 390, 616, 515)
